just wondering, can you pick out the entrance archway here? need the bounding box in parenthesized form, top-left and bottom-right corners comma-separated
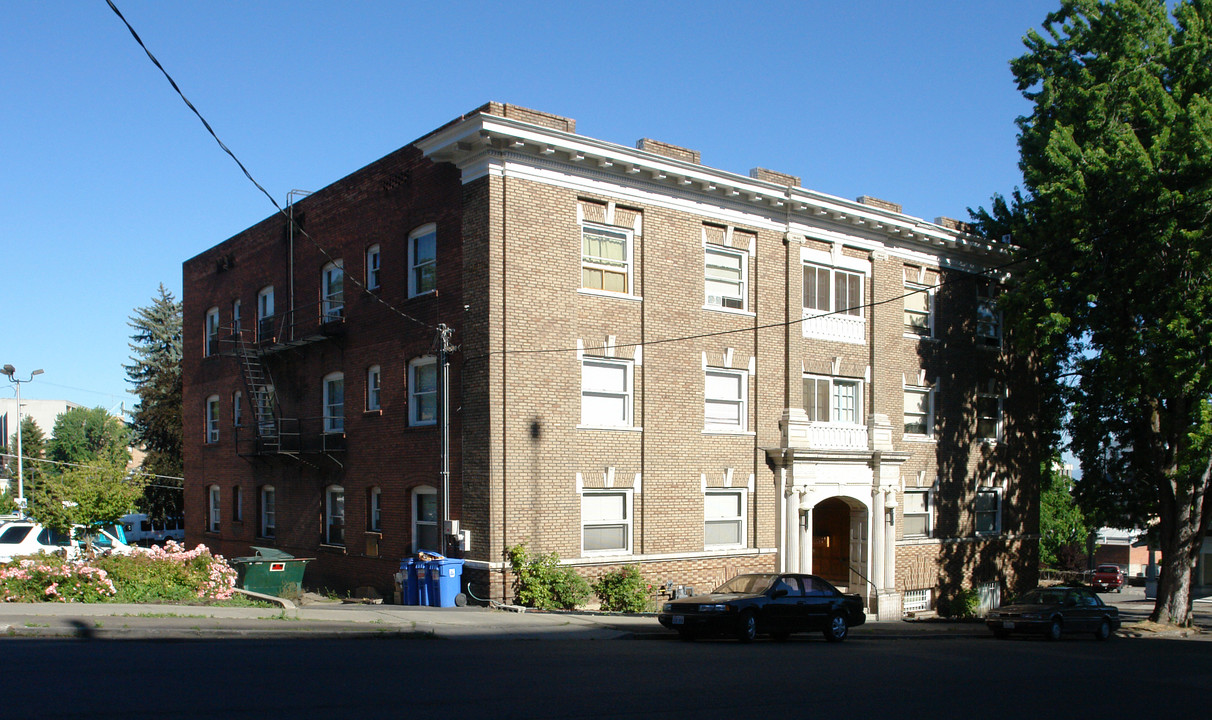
(812, 498, 851, 587)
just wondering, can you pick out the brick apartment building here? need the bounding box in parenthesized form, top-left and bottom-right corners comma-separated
(182, 102, 1041, 616)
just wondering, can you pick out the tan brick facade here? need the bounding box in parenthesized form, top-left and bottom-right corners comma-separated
(183, 104, 1040, 611)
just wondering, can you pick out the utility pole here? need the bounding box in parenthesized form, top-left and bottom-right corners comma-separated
(435, 325, 458, 556)
(2, 364, 43, 514)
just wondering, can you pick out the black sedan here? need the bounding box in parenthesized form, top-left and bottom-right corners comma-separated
(657, 573, 866, 642)
(985, 586, 1120, 641)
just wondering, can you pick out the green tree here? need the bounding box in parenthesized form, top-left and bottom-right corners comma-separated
(974, 0, 1212, 625)
(6, 415, 47, 500)
(1039, 460, 1091, 570)
(32, 459, 147, 538)
(124, 285, 184, 522)
(47, 407, 132, 470)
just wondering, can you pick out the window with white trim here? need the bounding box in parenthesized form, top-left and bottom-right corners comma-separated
(903, 384, 935, 438)
(205, 307, 220, 357)
(408, 224, 436, 297)
(409, 357, 437, 426)
(257, 286, 275, 341)
(322, 260, 344, 321)
(977, 381, 1003, 441)
(232, 485, 243, 523)
(903, 265, 938, 337)
(205, 395, 220, 443)
(977, 279, 1001, 347)
(704, 489, 746, 548)
(803, 263, 862, 316)
(260, 485, 276, 538)
(903, 489, 932, 538)
(413, 486, 438, 552)
(582, 223, 632, 294)
(704, 368, 747, 431)
(367, 365, 381, 411)
(369, 486, 382, 532)
(323, 372, 344, 433)
(705, 246, 747, 310)
(325, 485, 345, 545)
(366, 244, 381, 290)
(974, 487, 1002, 535)
(581, 357, 633, 428)
(581, 489, 631, 555)
(232, 391, 243, 427)
(232, 299, 242, 334)
(803, 375, 863, 424)
(207, 485, 220, 532)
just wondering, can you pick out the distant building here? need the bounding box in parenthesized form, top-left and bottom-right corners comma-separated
(0, 398, 81, 491)
(182, 103, 1042, 617)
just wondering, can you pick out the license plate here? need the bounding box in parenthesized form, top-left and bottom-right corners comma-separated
(672, 615, 684, 625)
(1003, 621, 1015, 629)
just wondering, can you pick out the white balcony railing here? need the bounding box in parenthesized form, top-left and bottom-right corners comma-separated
(802, 312, 866, 345)
(803, 421, 869, 451)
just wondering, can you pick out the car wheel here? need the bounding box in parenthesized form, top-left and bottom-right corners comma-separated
(1094, 619, 1112, 641)
(1047, 618, 1062, 641)
(824, 613, 849, 643)
(735, 610, 758, 643)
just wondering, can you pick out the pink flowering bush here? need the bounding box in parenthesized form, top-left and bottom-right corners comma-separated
(0, 540, 239, 604)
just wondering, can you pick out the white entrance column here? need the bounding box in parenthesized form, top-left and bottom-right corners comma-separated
(883, 490, 898, 589)
(870, 487, 884, 591)
(784, 487, 800, 574)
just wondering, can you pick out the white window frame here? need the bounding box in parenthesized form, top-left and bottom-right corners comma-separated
(977, 382, 1004, 442)
(803, 263, 863, 317)
(260, 485, 276, 538)
(325, 484, 345, 546)
(903, 282, 934, 337)
(367, 365, 381, 411)
(974, 487, 1002, 536)
(704, 245, 747, 312)
(321, 260, 344, 321)
(366, 244, 381, 290)
(232, 485, 243, 523)
(704, 488, 747, 549)
(409, 357, 437, 426)
(977, 279, 1002, 347)
(205, 395, 220, 443)
(207, 485, 220, 532)
(232, 391, 243, 427)
(704, 368, 748, 432)
(205, 307, 220, 357)
(369, 486, 382, 532)
(802, 375, 863, 425)
(323, 372, 344, 433)
(581, 222, 633, 296)
(580, 357, 634, 429)
(232, 299, 242, 334)
(903, 384, 935, 439)
(257, 286, 275, 341)
(581, 489, 632, 556)
(408, 223, 437, 298)
(413, 485, 438, 552)
(902, 489, 933, 539)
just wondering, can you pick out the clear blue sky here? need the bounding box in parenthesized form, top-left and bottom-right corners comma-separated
(2, 0, 1058, 412)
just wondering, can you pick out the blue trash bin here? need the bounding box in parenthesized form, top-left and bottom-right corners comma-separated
(428, 558, 465, 607)
(400, 558, 419, 606)
(415, 560, 432, 606)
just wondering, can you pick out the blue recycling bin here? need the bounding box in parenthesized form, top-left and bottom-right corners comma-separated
(399, 558, 419, 606)
(427, 558, 465, 607)
(415, 560, 432, 606)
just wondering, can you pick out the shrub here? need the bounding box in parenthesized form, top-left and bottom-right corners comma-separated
(938, 587, 981, 618)
(506, 544, 590, 610)
(0, 556, 117, 603)
(592, 565, 653, 613)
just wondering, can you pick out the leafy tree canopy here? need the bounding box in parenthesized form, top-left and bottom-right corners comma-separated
(32, 459, 146, 536)
(47, 407, 131, 470)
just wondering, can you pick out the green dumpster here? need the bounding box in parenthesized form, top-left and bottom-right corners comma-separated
(231, 546, 312, 597)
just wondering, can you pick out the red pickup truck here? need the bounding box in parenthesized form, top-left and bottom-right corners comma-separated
(1091, 564, 1125, 593)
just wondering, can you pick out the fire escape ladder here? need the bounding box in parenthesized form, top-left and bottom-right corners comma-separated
(229, 328, 282, 454)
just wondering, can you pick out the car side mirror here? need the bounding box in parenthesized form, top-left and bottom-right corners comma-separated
(771, 589, 788, 599)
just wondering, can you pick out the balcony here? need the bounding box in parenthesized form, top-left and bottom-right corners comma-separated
(802, 311, 865, 345)
(252, 301, 346, 352)
(800, 421, 869, 451)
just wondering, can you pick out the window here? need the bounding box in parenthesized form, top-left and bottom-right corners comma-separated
(582, 490, 631, 555)
(705, 246, 746, 310)
(705, 490, 746, 548)
(323, 372, 344, 433)
(408, 224, 437, 297)
(369, 487, 382, 532)
(903, 490, 932, 538)
(409, 357, 437, 426)
(802, 376, 863, 424)
(413, 486, 438, 552)
(977, 382, 1003, 441)
(232, 485, 243, 523)
(903, 385, 934, 437)
(904, 283, 933, 336)
(704, 368, 747, 431)
(205, 307, 220, 357)
(367, 365, 381, 411)
(322, 260, 344, 321)
(232, 391, 243, 427)
(257, 286, 275, 341)
(325, 485, 345, 545)
(260, 485, 276, 538)
(232, 299, 242, 334)
(975, 488, 1002, 535)
(581, 357, 633, 428)
(977, 279, 1001, 347)
(803, 264, 862, 316)
(207, 485, 220, 532)
(366, 244, 381, 290)
(582, 224, 632, 294)
(205, 395, 220, 443)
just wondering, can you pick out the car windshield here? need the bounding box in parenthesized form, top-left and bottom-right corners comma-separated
(713, 574, 776, 595)
(1097, 566, 1118, 573)
(1018, 589, 1066, 605)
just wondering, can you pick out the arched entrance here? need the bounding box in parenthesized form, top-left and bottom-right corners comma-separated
(811, 496, 868, 592)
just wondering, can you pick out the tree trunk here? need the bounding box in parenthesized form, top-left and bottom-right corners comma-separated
(1149, 454, 1212, 626)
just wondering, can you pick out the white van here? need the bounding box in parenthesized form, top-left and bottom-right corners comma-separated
(120, 513, 185, 546)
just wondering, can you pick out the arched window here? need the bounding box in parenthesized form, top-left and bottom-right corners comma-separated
(205, 395, 220, 443)
(368, 486, 382, 532)
(207, 485, 221, 532)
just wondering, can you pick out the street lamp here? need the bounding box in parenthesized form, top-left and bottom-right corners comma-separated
(2, 364, 43, 513)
